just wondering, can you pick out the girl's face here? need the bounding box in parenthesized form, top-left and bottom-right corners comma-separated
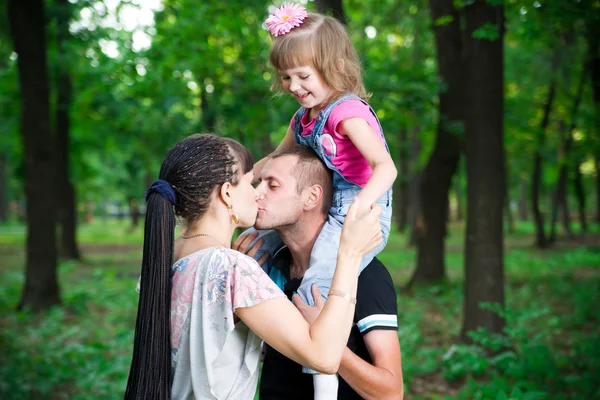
(280, 65, 333, 113)
(229, 170, 258, 227)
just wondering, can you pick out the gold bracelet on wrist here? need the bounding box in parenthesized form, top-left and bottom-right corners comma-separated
(329, 289, 357, 305)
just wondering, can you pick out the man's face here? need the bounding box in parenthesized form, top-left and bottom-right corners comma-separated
(254, 156, 305, 230)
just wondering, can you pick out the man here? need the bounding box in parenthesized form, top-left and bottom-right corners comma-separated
(235, 145, 404, 399)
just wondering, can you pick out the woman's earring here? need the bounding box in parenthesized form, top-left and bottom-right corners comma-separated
(227, 205, 239, 224)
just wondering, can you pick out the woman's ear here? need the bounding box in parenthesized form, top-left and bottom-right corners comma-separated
(219, 182, 233, 206)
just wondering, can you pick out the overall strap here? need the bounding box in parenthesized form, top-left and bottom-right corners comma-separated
(310, 93, 359, 138)
(292, 93, 359, 141)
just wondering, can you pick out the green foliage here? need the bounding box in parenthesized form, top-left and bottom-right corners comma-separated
(453, 0, 476, 9)
(434, 15, 454, 26)
(2, 0, 598, 221)
(433, 273, 600, 399)
(472, 23, 501, 40)
(0, 262, 137, 399)
(1, 222, 599, 398)
(2, 0, 600, 394)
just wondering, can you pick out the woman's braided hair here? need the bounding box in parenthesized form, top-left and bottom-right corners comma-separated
(124, 134, 253, 400)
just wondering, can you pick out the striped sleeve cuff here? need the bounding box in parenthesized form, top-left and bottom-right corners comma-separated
(357, 314, 398, 334)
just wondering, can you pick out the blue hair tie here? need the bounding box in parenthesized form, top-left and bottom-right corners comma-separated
(145, 179, 177, 205)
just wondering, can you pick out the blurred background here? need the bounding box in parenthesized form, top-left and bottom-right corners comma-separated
(1, 0, 599, 399)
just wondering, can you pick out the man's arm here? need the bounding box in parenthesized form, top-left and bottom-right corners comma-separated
(292, 259, 403, 399)
(338, 330, 404, 400)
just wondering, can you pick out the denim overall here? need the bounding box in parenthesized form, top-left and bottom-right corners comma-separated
(249, 93, 393, 305)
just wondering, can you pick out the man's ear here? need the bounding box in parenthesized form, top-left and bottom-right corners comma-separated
(304, 184, 324, 211)
(219, 182, 233, 206)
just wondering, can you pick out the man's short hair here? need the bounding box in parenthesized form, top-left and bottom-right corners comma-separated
(269, 145, 333, 214)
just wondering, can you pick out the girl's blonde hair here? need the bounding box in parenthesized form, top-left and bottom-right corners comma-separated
(269, 13, 369, 101)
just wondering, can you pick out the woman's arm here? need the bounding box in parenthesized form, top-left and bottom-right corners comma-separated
(338, 118, 397, 217)
(235, 253, 359, 374)
(236, 198, 383, 373)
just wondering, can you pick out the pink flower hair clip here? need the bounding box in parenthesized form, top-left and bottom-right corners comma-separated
(265, 2, 308, 37)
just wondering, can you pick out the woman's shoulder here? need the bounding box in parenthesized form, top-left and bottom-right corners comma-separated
(220, 247, 263, 271)
(177, 247, 264, 279)
(174, 246, 248, 266)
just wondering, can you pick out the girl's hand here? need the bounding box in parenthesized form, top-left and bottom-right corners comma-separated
(292, 284, 324, 325)
(339, 197, 382, 258)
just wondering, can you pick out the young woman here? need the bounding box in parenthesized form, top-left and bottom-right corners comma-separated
(124, 133, 382, 399)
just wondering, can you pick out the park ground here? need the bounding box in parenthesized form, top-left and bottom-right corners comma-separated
(0, 220, 599, 399)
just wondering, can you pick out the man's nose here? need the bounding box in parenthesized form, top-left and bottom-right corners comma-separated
(254, 188, 264, 200)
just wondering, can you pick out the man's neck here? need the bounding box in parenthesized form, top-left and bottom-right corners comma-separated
(277, 216, 326, 279)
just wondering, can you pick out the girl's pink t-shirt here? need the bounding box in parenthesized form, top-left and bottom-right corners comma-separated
(291, 99, 386, 187)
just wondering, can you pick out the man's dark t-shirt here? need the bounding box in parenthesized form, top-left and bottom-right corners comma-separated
(259, 248, 398, 399)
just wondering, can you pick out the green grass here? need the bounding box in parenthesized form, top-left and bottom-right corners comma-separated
(0, 220, 599, 399)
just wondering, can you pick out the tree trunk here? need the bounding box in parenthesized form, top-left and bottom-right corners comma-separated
(517, 176, 528, 221)
(596, 154, 600, 223)
(129, 197, 140, 229)
(549, 125, 567, 242)
(0, 154, 7, 222)
(145, 171, 153, 191)
(572, 162, 587, 233)
(550, 64, 587, 242)
(461, 0, 505, 340)
(59, 182, 79, 259)
(504, 164, 514, 234)
(55, 0, 80, 260)
(408, 127, 422, 247)
(9, 0, 60, 310)
(532, 63, 558, 249)
(394, 128, 409, 231)
(588, 29, 600, 223)
(455, 177, 464, 222)
(315, 0, 346, 24)
(504, 182, 514, 235)
(409, 0, 463, 286)
(200, 86, 217, 132)
(559, 184, 572, 238)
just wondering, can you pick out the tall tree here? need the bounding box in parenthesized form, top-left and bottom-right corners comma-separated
(588, 24, 600, 223)
(517, 176, 528, 222)
(0, 7, 14, 223)
(407, 126, 422, 246)
(315, 0, 346, 25)
(0, 154, 6, 222)
(54, 0, 80, 260)
(572, 160, 587, 233)
(461, 0, 505, 339)
(8, 0, 60, 309)
(409, 0, 463, 286)
(549, 64, 587, 243)
(531, 60, 558, 248)
(394, 127, 409, 231)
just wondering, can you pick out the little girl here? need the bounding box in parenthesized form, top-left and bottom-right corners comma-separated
(254, 3, 397, 398)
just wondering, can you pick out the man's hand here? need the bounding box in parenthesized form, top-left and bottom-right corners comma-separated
(232, 230, 269, 268)
(292, 284, 324, 325)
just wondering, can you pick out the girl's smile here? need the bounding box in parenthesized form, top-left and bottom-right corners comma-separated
(281, 65, 332, 113)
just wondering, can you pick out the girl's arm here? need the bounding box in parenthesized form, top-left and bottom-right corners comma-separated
(338, 118, 397, 217)
(235, 198, 383, 374)
(252, 126, 296, 182)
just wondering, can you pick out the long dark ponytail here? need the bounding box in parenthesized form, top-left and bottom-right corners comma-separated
(124, 134, 253, 400)
(124, 189, 175, 399)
